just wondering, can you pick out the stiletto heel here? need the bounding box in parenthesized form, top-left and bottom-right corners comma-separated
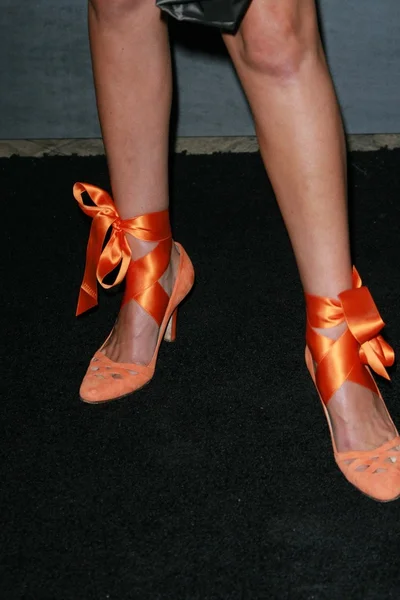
(164, 308, 177, 342)
(73, 183, 195, 403)
(305, 267, 400, 502)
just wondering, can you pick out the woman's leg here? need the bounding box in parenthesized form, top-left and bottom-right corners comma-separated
(222, 0, 397, 451)
(88, 0, 179, 365)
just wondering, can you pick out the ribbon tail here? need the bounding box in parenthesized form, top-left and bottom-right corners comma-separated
(352, 267, 362, 289)
(76, 214, 112, 316)
(76, 238, 100, 315)
(76, 284, 98, 316)
(361, 342, 392, 381)
(96, 231, 132, 289)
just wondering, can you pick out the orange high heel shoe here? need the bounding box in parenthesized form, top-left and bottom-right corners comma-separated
(73, 183, 195, 403)
(305, 268, 400, 502)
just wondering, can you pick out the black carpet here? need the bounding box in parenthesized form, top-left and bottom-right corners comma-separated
(2, 149, 400, 599)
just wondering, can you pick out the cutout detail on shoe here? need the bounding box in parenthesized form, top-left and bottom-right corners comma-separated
(342, 448, 400, 474)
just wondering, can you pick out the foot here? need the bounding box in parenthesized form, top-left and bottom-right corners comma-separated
(315, 322, 398, 452)
(102, 239, 181, 365)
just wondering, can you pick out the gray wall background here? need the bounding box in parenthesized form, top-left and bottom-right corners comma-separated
(1, 0, 400, 138)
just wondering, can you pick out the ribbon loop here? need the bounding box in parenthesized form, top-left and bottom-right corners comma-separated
(339, 286, 385, 345)
(359, 336, 395, 380)
(306, 268, 395, 404)
(339, 285, 394, 380)
(73, 183, 172, 318)
(73, 183, 132, 315)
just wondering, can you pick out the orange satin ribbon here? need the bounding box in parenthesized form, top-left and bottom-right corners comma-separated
(73, 183, 171, 320)
(306, 268, 394, 404)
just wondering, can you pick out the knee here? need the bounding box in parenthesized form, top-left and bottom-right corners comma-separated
(89, 0, 145, 20)
(237, 6, 319, 79)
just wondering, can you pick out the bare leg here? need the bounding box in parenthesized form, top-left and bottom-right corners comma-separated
(223, 0, 397, 451)
(88, 0, 179, 365)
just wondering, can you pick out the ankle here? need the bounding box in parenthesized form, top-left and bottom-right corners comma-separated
(171, 242, 180, 274)
(313, 321, 347, 342)
(126, 236, 158, 262)
(303, 267, 353, 303)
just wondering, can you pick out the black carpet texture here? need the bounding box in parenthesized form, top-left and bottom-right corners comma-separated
(2, 150, 400, 600)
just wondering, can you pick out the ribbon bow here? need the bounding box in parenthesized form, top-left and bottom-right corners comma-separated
(73, 183, 170, 316)
(339, 284, 394, 380)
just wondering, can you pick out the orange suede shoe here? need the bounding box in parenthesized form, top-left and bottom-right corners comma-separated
(73, 183, 194, 403)
(305, 268, 400, 502)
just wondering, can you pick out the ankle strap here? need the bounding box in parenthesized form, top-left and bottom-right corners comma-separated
(305, 268, 394, 404)
(305, 268, 361, 328)
(73, 183, 171, 316)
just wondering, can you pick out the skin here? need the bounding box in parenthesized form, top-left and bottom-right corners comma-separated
(87, 0, 397, 452)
